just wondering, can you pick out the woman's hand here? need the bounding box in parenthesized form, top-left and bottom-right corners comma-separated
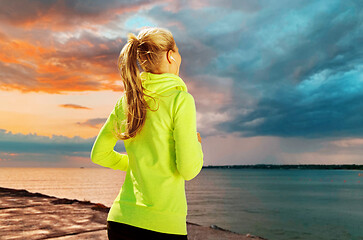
(197, 132, 202, 143)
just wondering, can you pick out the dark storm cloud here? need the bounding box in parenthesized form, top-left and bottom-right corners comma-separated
(145, 0, 362, 138)
(217, 67, 363, 138)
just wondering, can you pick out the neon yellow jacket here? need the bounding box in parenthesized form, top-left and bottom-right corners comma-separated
(90, 71, 204, 235)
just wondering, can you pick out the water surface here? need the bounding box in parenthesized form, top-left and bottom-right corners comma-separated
(0, 167, 362, 240)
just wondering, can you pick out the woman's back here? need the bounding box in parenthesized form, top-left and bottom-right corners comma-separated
(90, 27, 203, 237)
(105, 71, 203, 235)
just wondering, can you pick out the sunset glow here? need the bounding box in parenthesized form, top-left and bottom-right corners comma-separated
(0, 0, 362, 167)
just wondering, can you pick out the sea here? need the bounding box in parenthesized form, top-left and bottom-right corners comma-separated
(0, 167, 362, 240)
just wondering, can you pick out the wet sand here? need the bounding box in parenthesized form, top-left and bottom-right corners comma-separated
(0, 187, 267, 240)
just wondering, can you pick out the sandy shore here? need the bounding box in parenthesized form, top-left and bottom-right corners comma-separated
(0, 187, 267, 240)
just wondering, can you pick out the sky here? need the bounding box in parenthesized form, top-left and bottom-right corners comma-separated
(0, 0, 362, 168)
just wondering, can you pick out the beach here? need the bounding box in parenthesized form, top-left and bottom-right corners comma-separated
(0, 186, 267, 240)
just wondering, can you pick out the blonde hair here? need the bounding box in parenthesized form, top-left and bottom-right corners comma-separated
(112, 27, 176, 140)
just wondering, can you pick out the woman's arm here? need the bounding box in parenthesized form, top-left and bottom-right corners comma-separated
(90, 98, 129, 171)
(173, 91, 204, 181)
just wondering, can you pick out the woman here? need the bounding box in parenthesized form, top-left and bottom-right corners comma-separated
(90, 26, 204, 240)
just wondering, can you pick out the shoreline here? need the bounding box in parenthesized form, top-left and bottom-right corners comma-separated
(0, 186, 267, 240)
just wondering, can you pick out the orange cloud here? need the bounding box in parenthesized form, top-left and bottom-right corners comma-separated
(59, 104, 91, 110)
(0, 37, 55, 65)
(0, 32, 125, 94)
(0, 1, 164, 94)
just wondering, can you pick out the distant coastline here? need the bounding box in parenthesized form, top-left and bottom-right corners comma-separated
(202, 164, 363, 170)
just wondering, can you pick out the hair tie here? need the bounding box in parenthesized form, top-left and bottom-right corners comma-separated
(128, 33, 140, 47)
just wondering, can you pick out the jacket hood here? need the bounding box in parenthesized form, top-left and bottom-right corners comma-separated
(140, 72, 188, 95)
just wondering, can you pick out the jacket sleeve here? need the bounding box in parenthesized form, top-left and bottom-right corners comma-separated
(173, 91, 204, 181)
(90, 97, 129, 171)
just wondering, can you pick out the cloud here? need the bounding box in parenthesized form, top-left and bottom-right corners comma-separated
(181, 74, 235, 137)
(0, 0, 154, 31)
(0, 0, 362, 141)
(202, 0, 363, 139)
(217, 64, 363, 138)
(161, 0, 261, 14)
(0, 30, 125, 93)
(77, 118, 107, 128)
(202, 134, 363, 165)
(118, 1, 363, 139)
(0, 128, 93, 156)
(0, 128, 126, 163)
(59, 104, 91, 110)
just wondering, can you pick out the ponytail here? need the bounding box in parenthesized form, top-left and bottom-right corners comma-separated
(112, 27, 176, 140)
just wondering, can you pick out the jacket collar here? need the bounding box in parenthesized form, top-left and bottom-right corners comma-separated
(140, 71, 188, 95)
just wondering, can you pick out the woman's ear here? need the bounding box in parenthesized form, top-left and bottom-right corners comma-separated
(166, 50, 173, 64)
